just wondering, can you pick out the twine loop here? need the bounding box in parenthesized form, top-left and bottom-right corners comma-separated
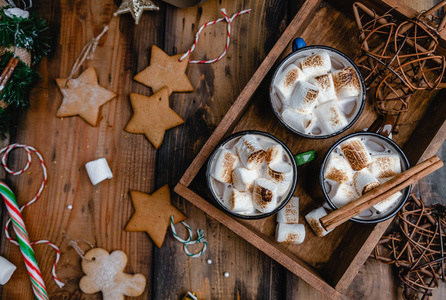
(67, 25, 109, 80)
(170, 216, 207, 258)
(179, 8, 251, 64)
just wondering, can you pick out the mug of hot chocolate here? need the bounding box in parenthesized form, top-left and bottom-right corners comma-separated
(270, 38, 366, 138)
(319, 118, 411, 223)
(206, 130, 316, 219)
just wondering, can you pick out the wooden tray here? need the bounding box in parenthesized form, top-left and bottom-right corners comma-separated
(174, 0, 446, 298)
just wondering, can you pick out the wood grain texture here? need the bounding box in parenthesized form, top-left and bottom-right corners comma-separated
(0, 0, 445, 299)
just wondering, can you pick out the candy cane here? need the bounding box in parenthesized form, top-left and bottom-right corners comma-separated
(179, 8, 252, 64)
(170, 216, 207, 258)
(0, 144, 64, 290)
(0, 182, 48, 300)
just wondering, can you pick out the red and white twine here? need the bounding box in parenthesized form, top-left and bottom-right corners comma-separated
(0, 144, 64, 288)
(179, 8, 252, 64)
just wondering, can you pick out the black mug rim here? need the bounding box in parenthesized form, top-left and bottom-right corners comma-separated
(319, 131, 412, 224)
(269, 45, 367, 139)
(206, 130, 298, 220)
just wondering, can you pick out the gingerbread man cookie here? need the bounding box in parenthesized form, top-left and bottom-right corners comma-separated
(79, 248, 146, 300)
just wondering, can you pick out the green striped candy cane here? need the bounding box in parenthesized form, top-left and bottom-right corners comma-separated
(170, 216, 207, 258)
(0, 182, 49, 300)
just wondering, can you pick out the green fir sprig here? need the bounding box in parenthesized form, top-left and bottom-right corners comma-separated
(0, 6, 50, 64)
(0, 51, 40, 108)
(0, 106, 17, 134)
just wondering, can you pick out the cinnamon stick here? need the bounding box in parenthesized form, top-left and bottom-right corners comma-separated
(320, 156, 443, 232)
(0, 57, 19, 94)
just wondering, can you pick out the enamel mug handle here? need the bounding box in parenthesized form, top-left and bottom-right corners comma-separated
(367, 114, 395, 137)
(294, 150, 317, 166)
(292, 38, 306, 51)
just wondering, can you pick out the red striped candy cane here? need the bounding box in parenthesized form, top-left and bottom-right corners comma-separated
(1, 144, 64, 289)
(179, 8, 252, 64)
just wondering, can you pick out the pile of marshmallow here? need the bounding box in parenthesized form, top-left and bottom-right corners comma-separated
(211, 134, 293, 215)
(325, 137, 403, 216)
(275, 196, 336, 243)
(274, 51, 361, 135)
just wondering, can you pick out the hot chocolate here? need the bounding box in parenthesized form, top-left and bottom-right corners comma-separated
(272, 48, 364, 137)
(209, 133, 295, 216)
(322, 134, 409, 220)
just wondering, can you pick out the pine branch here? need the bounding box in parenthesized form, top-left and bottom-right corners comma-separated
(0, 106, 17, 135)
(0, 6, 50, 64)
(0, 51, 40, 108)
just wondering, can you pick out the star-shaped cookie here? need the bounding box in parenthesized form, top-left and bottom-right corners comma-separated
(134, 45, 193, 95)
(56, 67, 117, 126)
(125, 87, 184, 149)
(113, 0, 159, 25)
(125, 185, 187, 248)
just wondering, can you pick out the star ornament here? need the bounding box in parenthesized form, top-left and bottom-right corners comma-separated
(125, 185, 187, 248)
(125, 87, 184, 149)
(134, 45, 193, 95)
(56, 67, 117, 126)
(114, 0, 159, 25)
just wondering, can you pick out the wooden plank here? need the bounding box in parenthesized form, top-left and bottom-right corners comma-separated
(179, 0, 321, 187)
(174, 183, 342, 300)
(0, 0, 161, 298)
(152, 0, 293, 298)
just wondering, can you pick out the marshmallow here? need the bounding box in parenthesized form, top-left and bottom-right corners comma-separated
(85, 158, 113, 185)
(299, 52, 332, 77)
(305, 207, 332, 237)
(266, 144, 284, 165)
(231, 189, 256, 213)
(232, 167, 259, 192)
(274, 64, 306, 102)
(212, 149, 239, 183)
(329, 183, 359, 208)
(281, 107, 317, 134)
(332, 67, 361, 99)
(276, 223, 305, 244)
(324, 152, 353, 184)
(353, 169, 380, 195)
(340, 138, 372, 171)
(373, 191, 403, 214)
(253, 178, 278, 213)
(267, 162, 294, 196)
(314, 100, 348, 134)
(222, 187, 234, 210)
(234, 135, 266, 170)
(289, 81, 319, 113)
(0, 256, 16, 285)
(309, 73, 337, 103)
(370, 154, 402, 178)
(277, 196, 299, 223)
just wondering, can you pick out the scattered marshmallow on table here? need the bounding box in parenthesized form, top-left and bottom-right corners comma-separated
(0, 256, 16, 285)
(85, 158, 113, 185)
(276, 223, 305, 244)
(277, 196, 299, 223)
(305, 207, 332, 237)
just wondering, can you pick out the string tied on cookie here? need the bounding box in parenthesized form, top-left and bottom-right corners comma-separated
(0, 144, 65, 299)
(63, 232, 95, 262)
(67, 25, 109, 80)
(179, 8, 251, 64)
(170, 216, 208, 258)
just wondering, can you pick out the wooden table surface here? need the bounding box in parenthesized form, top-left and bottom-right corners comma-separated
(0, 0, 445, 299)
